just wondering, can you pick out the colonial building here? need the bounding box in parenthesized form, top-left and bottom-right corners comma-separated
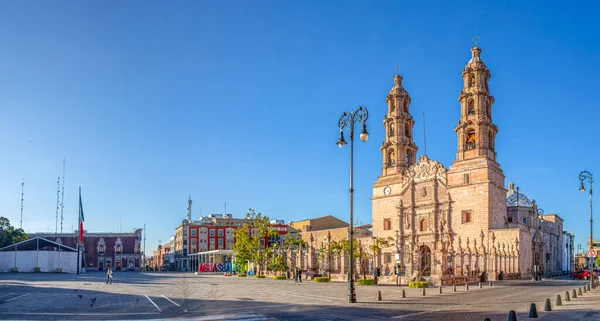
(31, 229, 143, 271)
(370, 44, 564, 284)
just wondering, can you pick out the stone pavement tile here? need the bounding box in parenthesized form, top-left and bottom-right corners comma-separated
(539, 286, 600, 320)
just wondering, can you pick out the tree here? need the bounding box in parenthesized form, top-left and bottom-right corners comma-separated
(283, 234, 306, 270)
(233, 209, 278, 276)
(268, 255, 288, 276)
(369, 236, 394, 270)
(595, 256, 600, 268)
(336, 237, 370, 279)
(0, 217, 28, 248)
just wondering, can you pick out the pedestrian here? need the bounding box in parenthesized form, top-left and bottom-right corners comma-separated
(294, 268, 298, 283)
(297, 268, 302, 283)
(106, 266, 113, 285)
(305, 269, 310, 280)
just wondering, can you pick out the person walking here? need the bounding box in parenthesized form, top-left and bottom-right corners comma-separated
(106, 266, 113, 285)
(293, 268, 298, 283)
(297, 268, 302, 283)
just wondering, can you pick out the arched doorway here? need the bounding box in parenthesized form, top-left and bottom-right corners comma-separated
(419, 245, 432, 277)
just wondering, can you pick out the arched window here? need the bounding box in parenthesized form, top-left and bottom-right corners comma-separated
(467, 100, 475, 115)
(389, 123, 395, 137)
(390, 100, 395, 112)
(469, 75, 475, 87)
(489, 131, 494, 151)
(404, 101, 409, 112)
(419, 219, 428, 232)
(388, 150, 395, 167)
(405, 127, 410, 138)
(466, 129, 476, 150)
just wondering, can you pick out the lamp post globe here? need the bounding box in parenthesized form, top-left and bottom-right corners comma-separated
(578, 170, 594, 288)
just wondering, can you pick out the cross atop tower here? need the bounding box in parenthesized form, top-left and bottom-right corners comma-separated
(396, 64, 400, 75)
(472, 35, 480, 47)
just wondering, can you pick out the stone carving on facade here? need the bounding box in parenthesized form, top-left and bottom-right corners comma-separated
(420, 187, 427, 197)
(402, 155, 448, 187)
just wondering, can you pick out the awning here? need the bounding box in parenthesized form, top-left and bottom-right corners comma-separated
(0, 237, 77, 252)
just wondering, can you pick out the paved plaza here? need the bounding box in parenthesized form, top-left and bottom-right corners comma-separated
(0, 272, 599, 320)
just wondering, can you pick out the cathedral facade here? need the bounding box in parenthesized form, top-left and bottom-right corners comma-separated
(371, 45, 539, 284)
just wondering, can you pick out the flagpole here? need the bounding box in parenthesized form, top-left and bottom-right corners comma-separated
(76, 187, 81, 275)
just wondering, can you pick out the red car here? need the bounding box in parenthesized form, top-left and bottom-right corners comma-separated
(570, 270, 597, 280)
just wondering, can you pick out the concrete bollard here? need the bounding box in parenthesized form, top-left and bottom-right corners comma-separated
(508, 310, 518, 321)
(587, 284, 591, 291)
(401, 289, 406, 298)
(465, 283, 469, 290)
(572, 289, 577, 298)
(583, 286, 587, 294)
(479, 282, 482, 288)
(544, 298, 552, 311)
(578, 287, 583, 296)
(377, 290, 382, 301)
(421, 288, 426, 296)
(556, 294, 562, 306)
(438, 286, 442, 294)
(529, 303, 539, 318)
(453, 284, 457, 292)
(489, 281, 493, 287)
(565, 290, 570, 301)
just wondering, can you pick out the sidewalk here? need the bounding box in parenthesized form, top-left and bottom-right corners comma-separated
(539, 284, 600, 320)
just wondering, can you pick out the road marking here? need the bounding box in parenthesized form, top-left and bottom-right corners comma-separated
(392, 289, 526, 319)
(188, 303, 297, 313)
(0, 312, 158, 316)
(5, 293, 30, 302)
(0, 293, 14, 299)
(278, 290, 339, 302)
(160, 294, 188, 312)
(144, 295, 162, 312)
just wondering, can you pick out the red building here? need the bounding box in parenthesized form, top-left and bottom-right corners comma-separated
(31, 229, 143, 272)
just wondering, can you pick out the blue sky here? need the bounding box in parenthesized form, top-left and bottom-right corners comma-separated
(0, 1, 598, 254)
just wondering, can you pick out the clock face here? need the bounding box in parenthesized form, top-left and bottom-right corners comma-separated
(384, 186, 391, 195)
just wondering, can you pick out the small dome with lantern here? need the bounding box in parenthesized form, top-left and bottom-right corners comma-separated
(506, 182, 533, 207)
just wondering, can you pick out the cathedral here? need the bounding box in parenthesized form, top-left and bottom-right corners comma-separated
(371, 44, 545, 284)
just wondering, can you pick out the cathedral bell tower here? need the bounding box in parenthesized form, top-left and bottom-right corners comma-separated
(455, 45, 498, 162)
(448, 44, 507, 231)
(380, 71, 418, 177)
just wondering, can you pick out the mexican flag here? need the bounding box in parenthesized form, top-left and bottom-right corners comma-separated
(79, 187, 85, 244)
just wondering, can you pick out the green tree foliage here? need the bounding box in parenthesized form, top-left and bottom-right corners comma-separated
(233, 209, 278, 276)
(335, 237, 370, 279)
(268, 255, 288, 276)
(595, 256, 600, 268)
(369, 236, 394, 269)
(0, 217, 28, 248)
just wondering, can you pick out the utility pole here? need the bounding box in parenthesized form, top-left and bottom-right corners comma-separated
(20, 180, 24, 230)
(60, 158, 65, 233)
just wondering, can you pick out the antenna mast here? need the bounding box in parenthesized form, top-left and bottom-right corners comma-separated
(55, 177, 60, 234)
(20, 180, 24, 230)
(60, 158, 65, 233)
(187, 195, 192, 221)
(423, 112, 427, 156)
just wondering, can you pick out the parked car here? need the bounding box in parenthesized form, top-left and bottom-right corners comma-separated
(570, 270, 597, 280)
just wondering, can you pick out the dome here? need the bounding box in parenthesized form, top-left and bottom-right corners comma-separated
(506, 182, 533, 207)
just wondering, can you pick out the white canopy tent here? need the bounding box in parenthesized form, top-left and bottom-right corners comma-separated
(0, 237, 78, 273)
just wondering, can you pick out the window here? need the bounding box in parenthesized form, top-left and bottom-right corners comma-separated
(210, 229, 215, 236)
(522, 217, 527, 224)
(191, 229, 196, 236)
(183, 240, 187, 246)
(384, 253, 392, 264)
(469, 75, 475, 87)
(217, 222, 223, 226)
(98, 244, 105, 254)
(508, 217, 513, 223)
(468, 100, 475, 115)
(405, 128, 410, 138)
(115, 244, 122, 254)
(388, 150, 395, 167)
(462, 210, 472, 224)
(463, 174, 470, 184)
(218, 239, 223, 249)
(419, 219, 428, 232)
(218, 230, 223, 237)
(191, 238, 196, 245)
(466, 129, 476, 150)
(389, 123, 395, 137)
(390, 101, 395, 112)
(383, 219, 392, 231)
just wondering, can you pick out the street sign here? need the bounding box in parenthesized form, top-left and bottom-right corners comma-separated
(588, 249, 597, 258)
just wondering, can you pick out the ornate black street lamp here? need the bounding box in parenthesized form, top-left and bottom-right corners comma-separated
(579, 170, 594, 286)
(337, 106, 369, 303)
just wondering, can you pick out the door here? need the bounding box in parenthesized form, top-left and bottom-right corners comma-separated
(419, 245, 432, 277)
